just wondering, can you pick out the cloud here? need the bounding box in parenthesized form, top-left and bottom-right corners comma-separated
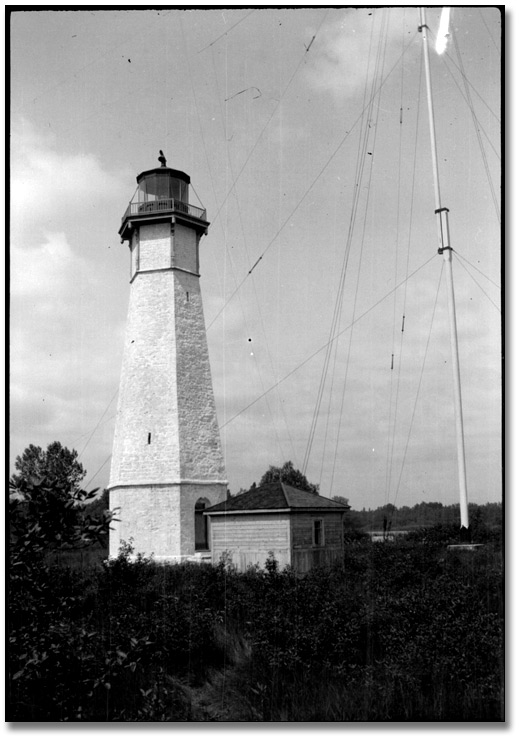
(306, 9, 413, 102)
(9, 122, 129, 485)
(10, 119, 129, 245)
(9, 229, 122, 452)
(11, 230, 77, 298)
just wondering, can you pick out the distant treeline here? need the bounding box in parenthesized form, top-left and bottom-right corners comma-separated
(348, 501, 502, 532)
(79, 493, 502, 536)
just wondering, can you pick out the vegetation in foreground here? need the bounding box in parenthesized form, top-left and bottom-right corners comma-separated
(9, 536, 503, 721)
(8, 445, 504, 722)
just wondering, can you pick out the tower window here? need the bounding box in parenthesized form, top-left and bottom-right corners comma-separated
(195, 498, 210, 550)
(186, 292, 190, 302)
(147, 432, 151, 444)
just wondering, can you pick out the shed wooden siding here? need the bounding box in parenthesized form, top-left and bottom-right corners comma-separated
(291, 512, 344, 573)
(291, 511, 344, 548)
(291, 547, 343, 574)
(210, 513, 291, 570)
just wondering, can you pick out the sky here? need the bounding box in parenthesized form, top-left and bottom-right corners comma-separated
(9, 5, 502, 513)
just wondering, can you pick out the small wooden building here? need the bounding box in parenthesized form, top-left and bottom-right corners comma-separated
(203, 481, 348, 573)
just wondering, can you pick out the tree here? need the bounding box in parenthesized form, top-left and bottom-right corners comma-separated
(79, 489, 109, 521)
(8, 474, 116, 720)
(257, 461, 319, 494)
(332, 495, 351, 509)
(11, 442, 86, 500)
(10, 442, 90, 547)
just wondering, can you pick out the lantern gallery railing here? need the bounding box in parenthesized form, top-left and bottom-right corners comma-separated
(121, 198, 207, 223)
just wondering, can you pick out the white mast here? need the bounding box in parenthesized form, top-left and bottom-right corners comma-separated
(419, 7, 469, 530)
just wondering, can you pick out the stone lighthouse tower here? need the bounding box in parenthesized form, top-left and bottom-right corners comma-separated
(108, 154, 227, 561)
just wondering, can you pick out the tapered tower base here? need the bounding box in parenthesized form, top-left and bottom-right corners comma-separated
(109, 482, 227, 561)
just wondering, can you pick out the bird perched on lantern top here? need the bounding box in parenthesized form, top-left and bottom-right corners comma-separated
(158, 150, 167, 167)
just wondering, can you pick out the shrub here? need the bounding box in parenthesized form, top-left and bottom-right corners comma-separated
(8, 534, 503, 721)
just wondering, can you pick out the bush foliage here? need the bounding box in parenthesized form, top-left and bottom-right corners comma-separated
(8, 528, 504, 721)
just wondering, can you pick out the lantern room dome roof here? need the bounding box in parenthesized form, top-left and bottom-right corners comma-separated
(136, 167, 190, 185)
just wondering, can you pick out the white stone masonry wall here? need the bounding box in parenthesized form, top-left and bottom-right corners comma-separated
(108, 218, 227, 560)
(109, 267, 181, 486)
(139, 222, 171, 271)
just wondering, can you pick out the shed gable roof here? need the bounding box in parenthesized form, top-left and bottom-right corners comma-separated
(204, 481, 348, 515)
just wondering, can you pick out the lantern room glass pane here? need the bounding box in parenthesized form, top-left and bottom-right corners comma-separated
(173, 178, 188, 202)
(154, 174, 170, 200)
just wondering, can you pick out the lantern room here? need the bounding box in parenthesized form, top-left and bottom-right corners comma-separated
(137, 167, 190, 205)
(119, 156, 209, 242)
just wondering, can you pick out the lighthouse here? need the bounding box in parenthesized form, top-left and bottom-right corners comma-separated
(108, 154, 227, 561)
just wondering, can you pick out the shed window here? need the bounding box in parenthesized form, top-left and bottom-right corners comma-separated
(313, 518, 324, 546)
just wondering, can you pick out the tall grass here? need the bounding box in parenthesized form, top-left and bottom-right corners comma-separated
(8, 540, 503, 721)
